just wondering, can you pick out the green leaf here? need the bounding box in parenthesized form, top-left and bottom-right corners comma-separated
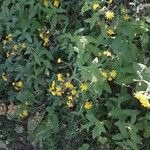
(112, 133, 125, 141)
(115, 121, 128, 138)
(78, 144, 89, 150)
(126, 139, 138, 150)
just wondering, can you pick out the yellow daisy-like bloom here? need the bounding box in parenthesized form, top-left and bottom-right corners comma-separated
(19, 110, 28, 118)
(53, 0, 59, 8)
(67, 95, 73, 101)
(13, 81, 24, 90)
(71, 90, 77, 96)
(80, 83, 88, 91)
(110, 70, 117, 78)
(55, 86, 62, 96)
(100, 70, 107, 78)
(103, 50, 112, 57)
(2, 73, 8, 81)
(105, 11, 115, 20)
(84, 101, 93, 110)
(123, 14, 129, 21)
(57, 58, 62, 63)
(92, 3, 100, 11)
(57, 73, 63, 82)
(107, 29, 115, 36)
(134, 91, 150, 108)
(66, 100, 73, 108)
(65, 82, 74, 89)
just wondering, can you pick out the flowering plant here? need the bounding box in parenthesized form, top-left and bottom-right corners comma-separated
(0, 0, 150, 149)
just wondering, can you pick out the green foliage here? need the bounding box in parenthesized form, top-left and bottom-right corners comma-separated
(0, 0, 150, 149)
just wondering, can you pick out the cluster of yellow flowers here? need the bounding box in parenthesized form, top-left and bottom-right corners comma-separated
(12, 81, 24, 90)
(39, 30, 50, 47)
(100, 69, 117, 81)
(92, 1, 129, 22)
(5, 43, 26, 58)
(49, 72, 89, 108)
(134, 91, 150, 108)
(43, 0, 59, 7)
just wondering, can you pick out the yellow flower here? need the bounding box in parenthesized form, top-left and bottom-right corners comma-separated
(16, 81, 24, 88)
(57, 58, 62, 63)
(100, 70, 107, 78)
(39, 33, 44, 39)
(108, 77, 112, 81)
(53, 0, 59, 8)
(103, 50, 112, 57)
(21, 43, 26, 48)
(49, 81, 56, 91)
(123, 14, 129, 21)
(92, 3, 100, 11)
(46, 31, 50, 34)
(6, 34, 12, 42)
(49, 81, 55, 92)
(55, 91, 62, 96)
(13, 81, 24, 90)
(67, 95, 73, 101)
(110, 70, 117, 78)
(105, 11, 115, 20)
(19, 110, 28, 118)
(84, 101, 93, 110)
(6, 52, 10, 58)
(55, 86, 62, 96)
(107, 29, 115, 36)
(43, 37, 49, 46)
(107, 0, 113, 4)
(2, 73, 8, 81)
(71, 90, 77, 96)
(80, 83, 88, 91)
(134, 92, 150, 108)
(51, 91, 56, 96)
(65, 82, 74, 89)
(66, 100, 73, 108)
(43, 0, 49, 7)
(57, 73, 63, 82)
